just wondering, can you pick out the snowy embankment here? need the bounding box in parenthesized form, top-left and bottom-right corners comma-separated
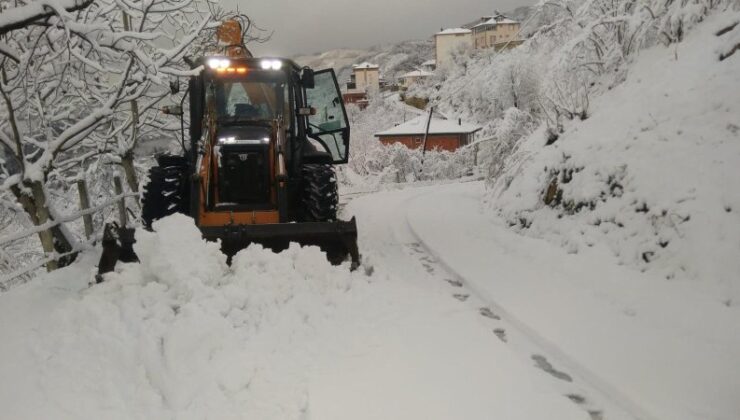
(490, 13, 740, 302)
(0, 214, 588, 420)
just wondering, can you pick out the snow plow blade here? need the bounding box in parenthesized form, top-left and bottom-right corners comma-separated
(200, 217, 361, 267)
(96, 218, 359, 281)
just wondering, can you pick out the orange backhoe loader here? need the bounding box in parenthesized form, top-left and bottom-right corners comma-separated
(97, 18, 359, 278)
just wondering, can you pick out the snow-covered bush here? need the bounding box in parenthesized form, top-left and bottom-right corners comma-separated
(480, 107, 538, 185)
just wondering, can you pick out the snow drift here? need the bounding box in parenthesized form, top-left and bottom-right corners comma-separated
(0, 214, 361, 419)
(0, 212, 596, 420)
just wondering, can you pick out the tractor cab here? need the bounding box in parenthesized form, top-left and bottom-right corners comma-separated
(188, 56, 350, 213)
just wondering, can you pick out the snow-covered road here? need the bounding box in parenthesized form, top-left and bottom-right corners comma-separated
(0, 180, 737, 420)
(349, 181, 739, 420)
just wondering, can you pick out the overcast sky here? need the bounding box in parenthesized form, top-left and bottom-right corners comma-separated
(221, 0, 534, 57)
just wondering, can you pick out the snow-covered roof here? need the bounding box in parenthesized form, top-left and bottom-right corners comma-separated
(421, 59, 436, 67)
(436, 28, 472, 36)
(473, 17, 519, 29)
(375, 116, 481, 137)
(400, 69, 434, 79)
(353, 62, 379, 69)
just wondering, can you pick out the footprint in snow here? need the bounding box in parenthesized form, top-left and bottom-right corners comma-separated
(588, 410, 604, 420)
(407, 243, 423, 253)
(420, 255, 437, 264)
(421, 263, 435, 274)
(453, 293, 469, 302)
(446, 279, 463, 288)
(479, 307, 501, 320)
(493, 328, 507, 342)
(566, 394, 586, 404)
(531, 354, 573, 382)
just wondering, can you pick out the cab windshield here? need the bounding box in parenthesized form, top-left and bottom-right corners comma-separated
(211, 73, 289, 123)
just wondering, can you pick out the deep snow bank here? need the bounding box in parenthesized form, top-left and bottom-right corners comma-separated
(0, 212, 594, 420)
(0, 214, 360, 419)
(490, 14, 740, 304)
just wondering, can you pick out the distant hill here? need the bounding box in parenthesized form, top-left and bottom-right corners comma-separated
(294, 39, 434, 84)
(294, 6, 535, 84)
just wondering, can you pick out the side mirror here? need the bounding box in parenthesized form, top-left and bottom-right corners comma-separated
(302, 68, 315, 89)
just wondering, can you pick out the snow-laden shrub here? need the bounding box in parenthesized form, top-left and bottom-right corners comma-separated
(481, 108, 538, 186)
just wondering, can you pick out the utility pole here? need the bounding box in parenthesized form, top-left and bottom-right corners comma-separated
(418, 106, 434, 180)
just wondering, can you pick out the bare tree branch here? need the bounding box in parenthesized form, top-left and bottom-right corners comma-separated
(0, 0, 94, 35)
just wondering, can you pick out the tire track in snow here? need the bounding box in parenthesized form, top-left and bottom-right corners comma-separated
(399, 192, 659, 420)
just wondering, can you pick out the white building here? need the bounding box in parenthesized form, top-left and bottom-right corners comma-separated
(434, 28, 473, 69)
(471, 14, 521, 50)
(399, 69, 434, 88)
(351, 62, 380, 93)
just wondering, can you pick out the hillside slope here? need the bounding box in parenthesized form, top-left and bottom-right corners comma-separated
(393, 0, 739, 302)
(490, 12, 740, 304)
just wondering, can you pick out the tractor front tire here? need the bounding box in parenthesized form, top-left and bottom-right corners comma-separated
(141, 156, 189, 230)
(301, 164, 339, 222)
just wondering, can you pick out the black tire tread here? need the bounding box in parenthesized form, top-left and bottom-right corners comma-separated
(141, 156, 189, 229)
(300, 164, 338, 222)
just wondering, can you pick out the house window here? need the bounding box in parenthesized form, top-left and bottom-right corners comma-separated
(414, 137, 422, 145)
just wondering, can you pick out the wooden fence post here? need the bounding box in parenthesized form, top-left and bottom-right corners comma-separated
(30, 182, 58, 272)
(76, 180, 94, 239)
(113, 176, 127, 228)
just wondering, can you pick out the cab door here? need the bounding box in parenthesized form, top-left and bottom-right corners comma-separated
(305, 69, 351, 164)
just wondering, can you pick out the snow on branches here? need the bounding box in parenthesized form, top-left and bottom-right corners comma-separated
(0, 0, 220, 278)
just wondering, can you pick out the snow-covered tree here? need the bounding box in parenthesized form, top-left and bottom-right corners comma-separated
(0, 0, 219, 270)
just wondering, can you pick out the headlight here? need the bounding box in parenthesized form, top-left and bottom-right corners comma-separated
(208, 58, 230, 70)
(260, 59, 283, 70)
(218, 137, 272, 145)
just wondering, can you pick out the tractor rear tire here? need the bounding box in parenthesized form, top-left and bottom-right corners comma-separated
(141, 156, 189, 230)
(300, 164, 339, 222)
